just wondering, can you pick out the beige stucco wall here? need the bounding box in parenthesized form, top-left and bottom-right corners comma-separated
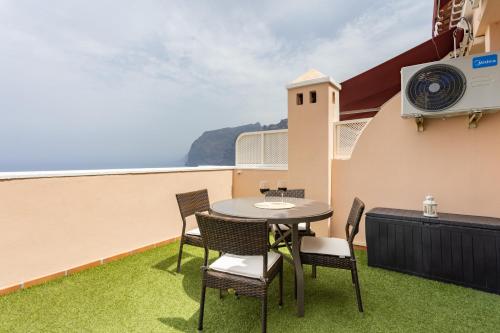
(332, 19, 500, 245)
(232, 168, 288, 197)
(472, 0, 500, 38)
(332, 93, 500, 245)
(0, 169, 232, 289)
(288, 81, 339, 236)
(486, 21, 500, 52)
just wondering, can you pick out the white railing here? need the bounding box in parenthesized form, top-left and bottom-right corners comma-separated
(449, 0, 466, 30)
(334, 118, 371, 160)
(235, 129, 288, 168)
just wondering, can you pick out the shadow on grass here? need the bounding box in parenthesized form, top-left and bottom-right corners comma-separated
(152, 245, 209, 275)
(152, 250, 189, 275)
(158, 314, 200, 332)
(152, 248, 207, 302)
(157, 292, 265, 333)
(154, 247, 363, 332)
(155, 250, 265, 332)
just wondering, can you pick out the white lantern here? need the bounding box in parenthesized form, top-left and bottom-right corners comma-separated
(423, 195, 438, 217)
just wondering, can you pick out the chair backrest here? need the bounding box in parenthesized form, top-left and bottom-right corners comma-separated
(265, 189, 304, 198)
(266, 189, 310, 231)
(195, 212, 269, 256)
(345, 197, 365, 246)
(175, 189, 210, 221)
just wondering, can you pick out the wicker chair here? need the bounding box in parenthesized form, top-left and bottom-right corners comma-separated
(265, 189, 316, 240)
(195, 212, 283, 333)
(175, 189, 211, 273)
(299, 197, 365, 312)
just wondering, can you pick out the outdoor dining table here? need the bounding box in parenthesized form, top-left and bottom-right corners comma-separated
(211, 196, 333, 317)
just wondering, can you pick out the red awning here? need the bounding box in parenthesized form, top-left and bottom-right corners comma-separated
(339, 28, 462, 121)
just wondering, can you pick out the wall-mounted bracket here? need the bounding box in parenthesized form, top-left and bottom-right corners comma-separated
(415, 116, 424, 132)
(468, 111, 482, 129)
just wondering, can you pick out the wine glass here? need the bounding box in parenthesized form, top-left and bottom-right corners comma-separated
(277, 180, 287, 203)
(259, 180, 270, 201)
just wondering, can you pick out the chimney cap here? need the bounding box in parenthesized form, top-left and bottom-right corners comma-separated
(286, 69, 341, 90)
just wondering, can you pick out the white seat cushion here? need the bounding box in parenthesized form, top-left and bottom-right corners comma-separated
(300, 236, 351, 258)
(209, 252, 281, 279)
(276, 222, 307, 231)
(186, 228, 201, 236)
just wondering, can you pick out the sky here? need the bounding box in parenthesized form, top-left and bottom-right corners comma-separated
(0, 0, 433, 172)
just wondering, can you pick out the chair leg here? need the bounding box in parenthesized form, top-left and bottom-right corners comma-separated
(279, 264, 283, 307)
(176, 239, 184, 273)
(352, 262, 363, 312)
(351, 269, 355, 284)
(261, 294, 268, 333)
(198, 280, 207, 331)
(218, 251, 223, 299)
(293, 272, 297, 300)
(312, 265, 317, 279)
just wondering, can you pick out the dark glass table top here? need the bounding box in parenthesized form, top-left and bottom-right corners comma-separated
(211, 197, 333, 224)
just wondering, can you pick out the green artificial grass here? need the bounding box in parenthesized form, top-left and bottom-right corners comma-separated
(1, 241, 499, 333)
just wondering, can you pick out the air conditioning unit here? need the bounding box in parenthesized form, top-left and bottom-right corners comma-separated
(401, 52, 500, 119)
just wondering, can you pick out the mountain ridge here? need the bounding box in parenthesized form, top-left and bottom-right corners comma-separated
(185, 119, 287, 166)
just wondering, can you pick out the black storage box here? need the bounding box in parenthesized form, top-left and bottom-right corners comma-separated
(366, 208, 500, 294)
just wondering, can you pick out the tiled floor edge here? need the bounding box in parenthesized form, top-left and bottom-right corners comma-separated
(0, 236, 180, 297)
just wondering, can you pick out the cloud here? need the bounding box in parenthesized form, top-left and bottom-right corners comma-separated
(0, 0, 433, 171)
(301, 1, 432, 80)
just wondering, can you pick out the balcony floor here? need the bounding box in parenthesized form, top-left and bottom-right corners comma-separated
(1, 241, 499, 332)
